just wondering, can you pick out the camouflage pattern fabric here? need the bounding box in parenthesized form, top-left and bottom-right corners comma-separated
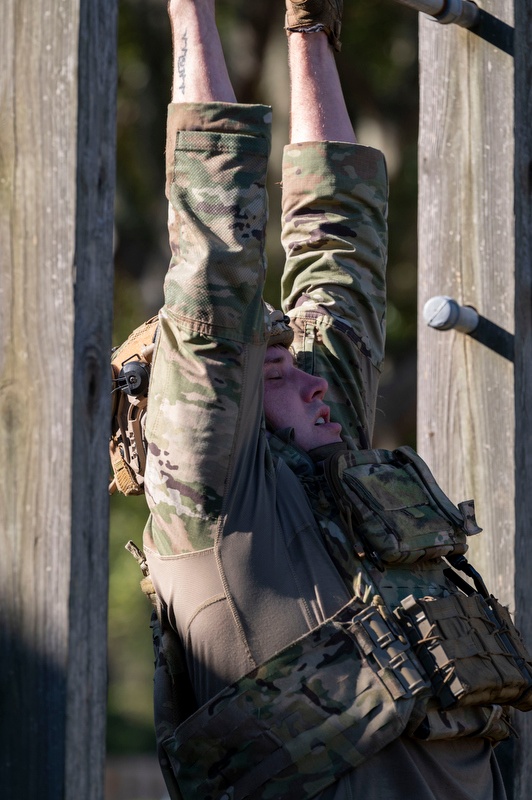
(281, 140, 387, 449)
(144, 102, 273, 556)
(142, 102, 507, 800)
(321, 446, 477, 566)
(161, 598, 428, 800)
(292, 443, 465, 610)
(144, 103, 387, 555)
(396, 592, 532, 711)
(411, 701, 512, 743)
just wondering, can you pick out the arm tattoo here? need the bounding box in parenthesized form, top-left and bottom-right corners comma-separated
(177, 30, 188, 96)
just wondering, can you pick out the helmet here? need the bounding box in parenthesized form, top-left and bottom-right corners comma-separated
(265, 303, 294, 349)
(109, 305, 292, 496)
(109, 316, 158, 495)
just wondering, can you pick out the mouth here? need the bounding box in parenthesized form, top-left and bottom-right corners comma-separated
(314, 407, 330, 426)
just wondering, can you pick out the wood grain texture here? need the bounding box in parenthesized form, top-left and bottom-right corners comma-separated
(417, 3, 515, 605)
(0, 0, 116, 797)
(512, 0, 532, 793)
(418, 2, 532, 793)
(66, 0, 117, 798)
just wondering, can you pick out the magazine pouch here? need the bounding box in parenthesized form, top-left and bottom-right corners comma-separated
(409, 702, 513, 743)
(395, 591, 532, 713)
(323, 446, 481, 567)
(161, 597, 429, 800)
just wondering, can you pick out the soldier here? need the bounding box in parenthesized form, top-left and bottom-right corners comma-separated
(140, 0, 509, 797)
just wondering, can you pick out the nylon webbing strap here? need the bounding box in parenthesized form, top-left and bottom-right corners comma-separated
(109, 315, 158, 495)
(109, 436, 141, 495)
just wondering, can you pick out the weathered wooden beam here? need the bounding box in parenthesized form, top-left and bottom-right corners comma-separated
(417, 0, 514, 604)
(512, 0, 532, 795)
(0, 0, 116, 797)
(417, 0, 532, 795)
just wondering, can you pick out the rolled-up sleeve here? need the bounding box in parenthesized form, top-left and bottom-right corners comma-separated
(281, 143, 388, 446)
(144, 103, 273, 556)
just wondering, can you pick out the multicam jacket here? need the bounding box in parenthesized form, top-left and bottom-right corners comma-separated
(142, 102, 506, 800)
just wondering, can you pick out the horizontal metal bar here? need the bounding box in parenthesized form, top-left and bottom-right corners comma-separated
(424, 296, 514, 362)
(393, 0, 480, 29)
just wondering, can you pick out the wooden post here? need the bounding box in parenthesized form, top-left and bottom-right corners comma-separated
(417, 0, 532, 794)
(512, 1, 532, 795)
(0, 0, 116, 797)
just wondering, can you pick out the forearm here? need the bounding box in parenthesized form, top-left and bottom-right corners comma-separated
(168, 0, 236, 103)
(288, 30, 356, 144)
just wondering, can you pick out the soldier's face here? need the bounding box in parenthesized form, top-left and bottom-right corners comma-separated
(263, 346, 343, 452)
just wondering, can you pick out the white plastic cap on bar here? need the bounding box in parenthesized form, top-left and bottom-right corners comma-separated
(423, 296, 479, 333)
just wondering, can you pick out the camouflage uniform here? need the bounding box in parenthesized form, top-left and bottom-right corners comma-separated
(143, 102, 505, 799)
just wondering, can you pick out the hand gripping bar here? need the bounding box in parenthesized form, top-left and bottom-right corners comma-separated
(393, 0, 480, 28)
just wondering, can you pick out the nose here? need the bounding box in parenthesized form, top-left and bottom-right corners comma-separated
(301, 371, 328, 402)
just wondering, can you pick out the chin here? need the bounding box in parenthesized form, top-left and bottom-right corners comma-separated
(300, 427, 343, 452)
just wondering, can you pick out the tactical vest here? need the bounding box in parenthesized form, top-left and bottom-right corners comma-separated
(291, 440, 532, 729)
(130, 438, 532, 800)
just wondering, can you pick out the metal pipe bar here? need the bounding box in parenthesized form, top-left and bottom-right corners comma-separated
(393, 0, 480, 29)
(423, 296, 514, 362)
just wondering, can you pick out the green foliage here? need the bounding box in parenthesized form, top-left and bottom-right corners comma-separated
(108, 493, 155, 754)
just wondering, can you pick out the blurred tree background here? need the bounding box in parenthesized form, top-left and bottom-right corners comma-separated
(108, 0, 420, 760)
